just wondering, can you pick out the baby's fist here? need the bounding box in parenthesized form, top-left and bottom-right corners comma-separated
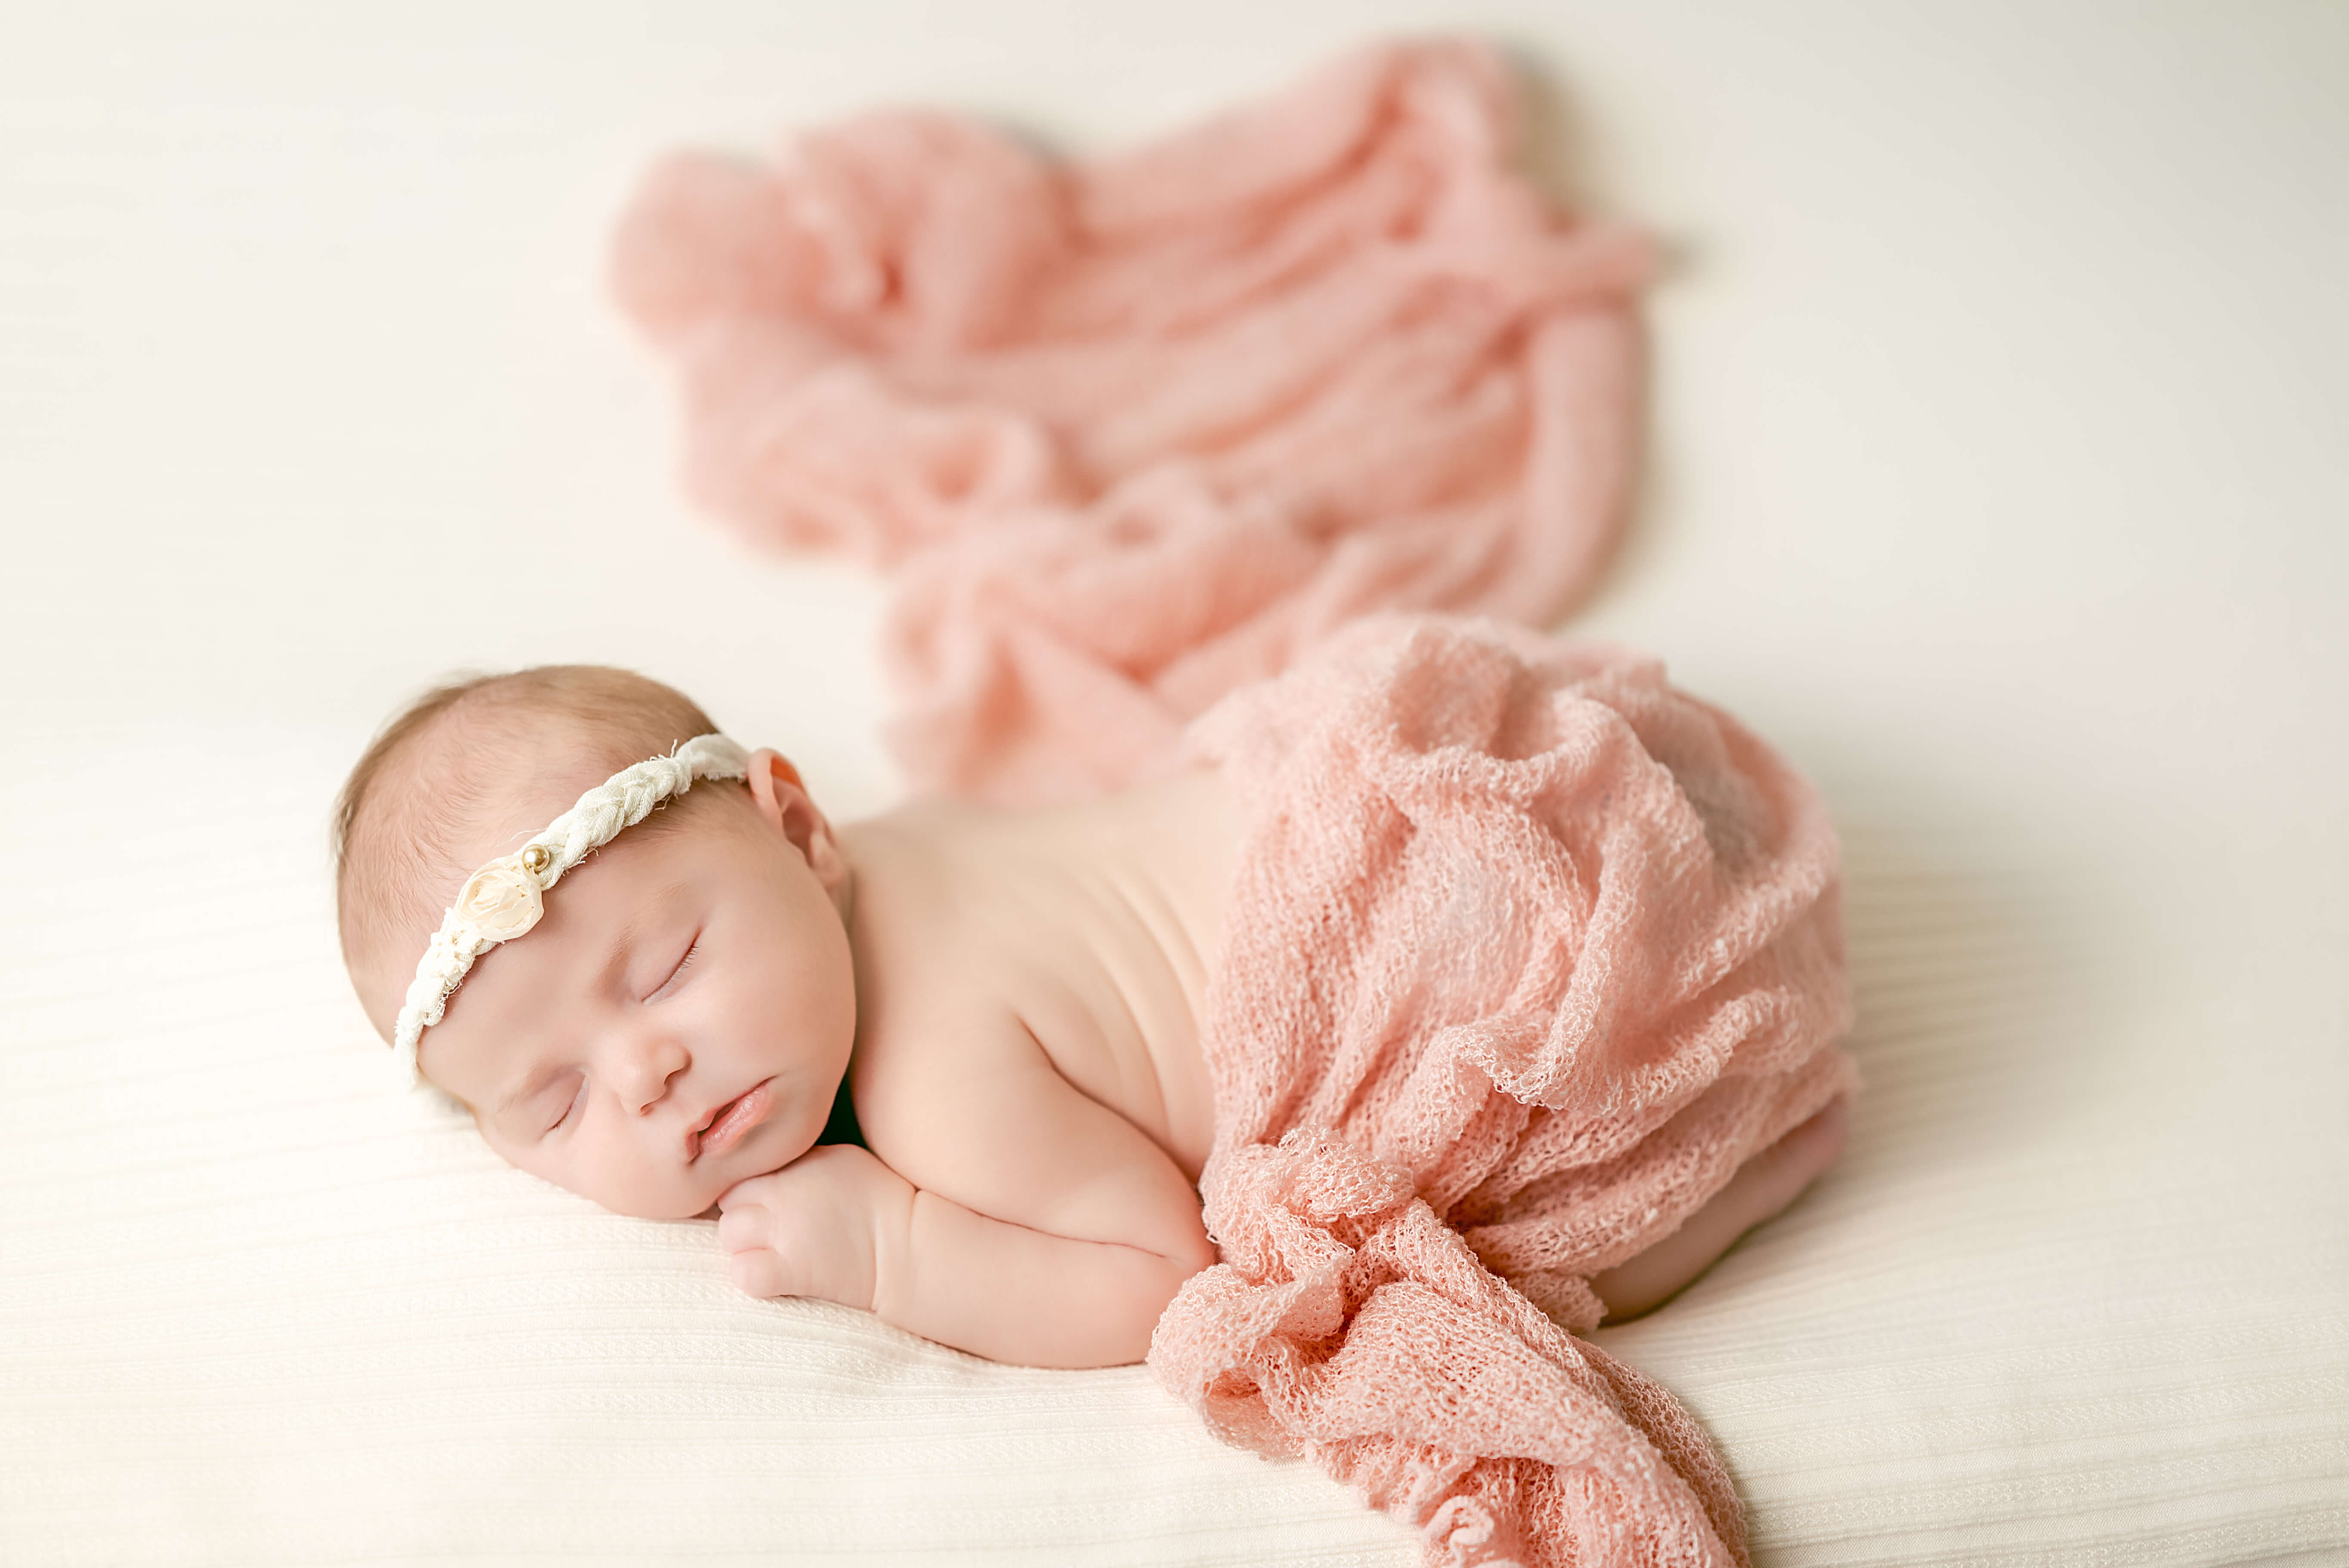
(716, 1144, 899, 1310)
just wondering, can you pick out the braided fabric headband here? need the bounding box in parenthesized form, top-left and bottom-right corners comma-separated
(391, 733, 751, 1084)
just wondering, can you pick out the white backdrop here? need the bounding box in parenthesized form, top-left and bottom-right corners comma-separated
(4, 4, 2345, 1565)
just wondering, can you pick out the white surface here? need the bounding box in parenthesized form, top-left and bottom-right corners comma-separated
(3, 4, 2345, 1565)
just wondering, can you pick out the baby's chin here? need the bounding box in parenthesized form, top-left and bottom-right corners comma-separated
(582, 1182, 730, 1223)
(589, 1149, 813, 1223)
(475, 1142, 735, 1224)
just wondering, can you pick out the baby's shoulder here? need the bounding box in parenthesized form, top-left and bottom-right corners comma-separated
(849, 990, 1058, 1195)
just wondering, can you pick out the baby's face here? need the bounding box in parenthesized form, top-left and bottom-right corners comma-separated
(416, 765, 855, 1220)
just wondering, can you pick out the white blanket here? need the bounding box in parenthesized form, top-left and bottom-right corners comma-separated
(3, 6, 2343, 1564)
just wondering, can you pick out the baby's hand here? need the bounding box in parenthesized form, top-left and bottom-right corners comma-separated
(716, 1145, 904, 1310)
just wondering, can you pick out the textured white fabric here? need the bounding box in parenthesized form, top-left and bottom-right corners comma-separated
(0, 725, 1418, 1568)
(7, 728, 2343, 1566)
(3, 6, 2345, 1565)
(389, 732, 751, 1083)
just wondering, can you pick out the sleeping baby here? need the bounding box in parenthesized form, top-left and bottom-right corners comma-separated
(335, 647, 1849, 1373)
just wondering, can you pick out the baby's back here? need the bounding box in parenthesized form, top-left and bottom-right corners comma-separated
(838, 768, 1242, 1188)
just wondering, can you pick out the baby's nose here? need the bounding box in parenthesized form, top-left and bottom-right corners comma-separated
(617, 1035, 690, 1113)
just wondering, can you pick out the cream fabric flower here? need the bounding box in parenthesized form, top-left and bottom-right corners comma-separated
(452, 854, 545, 942)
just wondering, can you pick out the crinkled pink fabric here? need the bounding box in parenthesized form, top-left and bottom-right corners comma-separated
(1151, 616, 1857, 1568)
(611, 40, 1650, 803)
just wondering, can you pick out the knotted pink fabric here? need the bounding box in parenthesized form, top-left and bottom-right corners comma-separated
(1154, 617, 1856, 1566)
(612, 39, 1650, 803)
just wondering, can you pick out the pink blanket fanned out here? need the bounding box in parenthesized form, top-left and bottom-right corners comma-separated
(613, 39, 1649, 804)
(1156, 616, 1855, 1567)
(614, 39, 1857, 1568)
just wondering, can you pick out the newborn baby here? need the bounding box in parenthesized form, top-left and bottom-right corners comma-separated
(337, 664, 1845, 1369)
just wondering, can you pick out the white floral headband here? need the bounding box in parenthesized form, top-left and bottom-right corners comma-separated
(391, 733, 751, 1085)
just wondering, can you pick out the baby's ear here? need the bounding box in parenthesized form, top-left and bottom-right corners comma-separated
(744, 747, 805, 810)
(743, 749, 848, 892)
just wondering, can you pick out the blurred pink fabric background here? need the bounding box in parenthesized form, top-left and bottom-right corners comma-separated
(614, 40, 1651, 803)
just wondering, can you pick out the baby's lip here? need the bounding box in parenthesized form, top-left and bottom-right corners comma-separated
(688, 1079, 775, 1162)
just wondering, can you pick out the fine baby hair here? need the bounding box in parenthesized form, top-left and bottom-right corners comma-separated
(334, 665, 741, 1068)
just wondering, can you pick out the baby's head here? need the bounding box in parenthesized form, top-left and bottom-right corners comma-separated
(336, 666, 855, 1219)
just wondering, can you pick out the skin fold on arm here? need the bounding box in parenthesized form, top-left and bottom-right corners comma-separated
(719, 1016, 1216, 1368)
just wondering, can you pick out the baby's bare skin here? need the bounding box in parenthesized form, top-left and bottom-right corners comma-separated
(842, 767, 1238, 1187)
(724, 769, 1241, 1366)
(410, 750, 1837, 1368)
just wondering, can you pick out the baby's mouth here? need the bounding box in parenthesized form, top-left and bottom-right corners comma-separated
(691, 1079, 775, 1161)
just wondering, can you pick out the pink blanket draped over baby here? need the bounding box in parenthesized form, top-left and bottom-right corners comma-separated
(1155, 616, 1855, 1566)
(614, 39, 1856, 1568)
(612, 39, 1650, 804)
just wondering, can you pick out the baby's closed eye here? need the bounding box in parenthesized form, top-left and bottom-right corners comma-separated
(542, 1075, 583, 1136)
(647, 935, 701, 1001)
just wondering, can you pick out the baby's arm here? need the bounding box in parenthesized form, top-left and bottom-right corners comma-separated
(719, 1034, 1215, 1367)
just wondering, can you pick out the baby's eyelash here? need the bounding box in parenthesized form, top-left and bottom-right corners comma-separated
(651, 936, 701, 1000)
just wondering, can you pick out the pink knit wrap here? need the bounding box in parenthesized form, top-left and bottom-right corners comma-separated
(612, 39, 1855, 1568)
(612, 39, 1650, 803)
(1155, 616, 1855, 1566)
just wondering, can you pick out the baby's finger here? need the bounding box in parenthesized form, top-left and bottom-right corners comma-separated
(729, 1247, 790, 1299)
(716, 1204, 767, 1254)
